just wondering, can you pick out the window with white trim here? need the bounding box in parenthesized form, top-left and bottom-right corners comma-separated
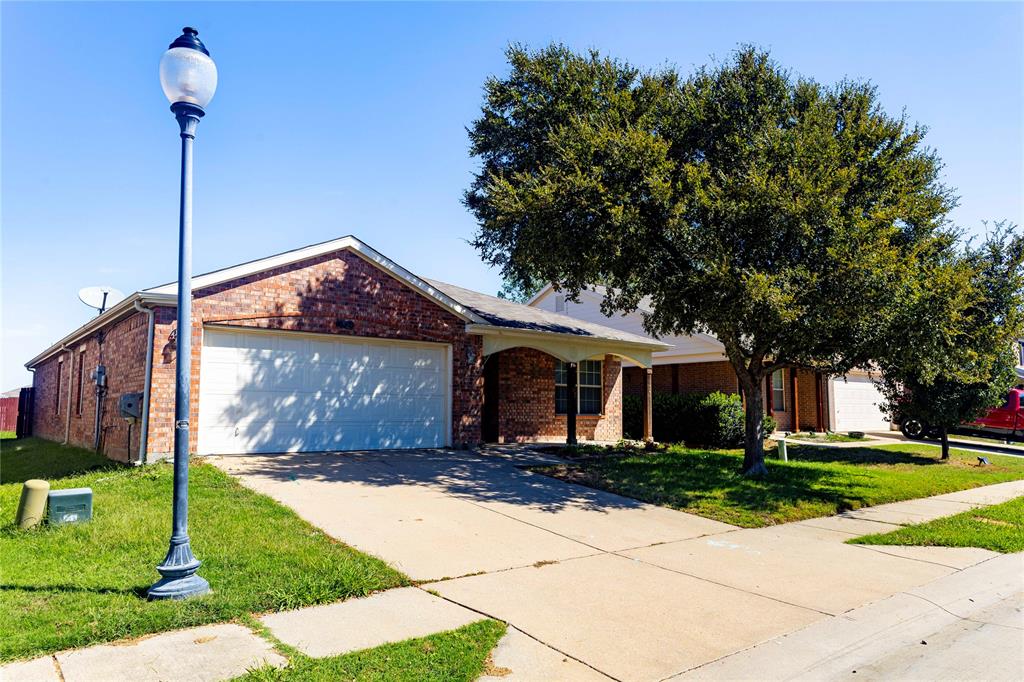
(555, 359, 603, 415)
(771, 370, 785, 411)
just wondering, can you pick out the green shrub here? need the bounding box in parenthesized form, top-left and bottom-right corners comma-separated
(624, 391, 775, 447)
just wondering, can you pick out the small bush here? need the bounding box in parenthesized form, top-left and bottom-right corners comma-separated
(624, 392, 775, 447)
(848, 431, 865, 439)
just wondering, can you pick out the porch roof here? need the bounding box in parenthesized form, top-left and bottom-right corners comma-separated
(426, 279, 669, 367)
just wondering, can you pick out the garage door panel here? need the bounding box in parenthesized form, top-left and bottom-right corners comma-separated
(833, 375, 890, 432)
(199, 329, 449, 454)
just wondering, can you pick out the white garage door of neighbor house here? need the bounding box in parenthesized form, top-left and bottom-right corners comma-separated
(198, 328, 449, 455)
(832, 375, 891, 432)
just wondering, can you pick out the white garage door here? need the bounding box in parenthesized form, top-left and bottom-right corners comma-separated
(198, 327, 449, 454)
(831, 375, 891, 432)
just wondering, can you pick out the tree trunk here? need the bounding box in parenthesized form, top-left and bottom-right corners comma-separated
(742, 377, 769, 477)
(940, 427, 950, 460)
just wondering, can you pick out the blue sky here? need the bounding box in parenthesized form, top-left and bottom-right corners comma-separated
(3, 1, 1022, 388)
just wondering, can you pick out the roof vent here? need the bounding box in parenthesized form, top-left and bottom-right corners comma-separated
(555, 295, 566, 313)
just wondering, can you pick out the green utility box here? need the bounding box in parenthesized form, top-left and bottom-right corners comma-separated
(47, 488, 93, 525)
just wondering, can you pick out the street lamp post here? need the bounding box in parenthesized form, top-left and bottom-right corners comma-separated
(148, 27, 218, 601)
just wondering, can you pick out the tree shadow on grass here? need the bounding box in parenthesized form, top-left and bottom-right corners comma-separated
(0, 584, 149, 598)
(561, 448, 884, 522)
(784, 444, 943, 466)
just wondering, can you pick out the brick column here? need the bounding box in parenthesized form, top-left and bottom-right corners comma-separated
(567, 362, 578, 446)
(791, 368, 800, 432)
(643, 367, 654, 443)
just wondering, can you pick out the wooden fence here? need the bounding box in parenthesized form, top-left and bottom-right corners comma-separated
(1, 388, 34, 437)
(0, 396, 19, 432)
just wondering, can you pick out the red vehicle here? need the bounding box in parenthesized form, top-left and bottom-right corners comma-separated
(901, 387, 1024, 442)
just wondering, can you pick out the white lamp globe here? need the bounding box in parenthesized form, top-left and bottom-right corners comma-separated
(159, 28, 217, 108)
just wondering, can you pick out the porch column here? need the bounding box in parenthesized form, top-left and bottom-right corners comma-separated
(815, 372, 825, 432)
(643, 367, 654, 443)
(566, 361, 578, 446)
(791, 368, 800, 432)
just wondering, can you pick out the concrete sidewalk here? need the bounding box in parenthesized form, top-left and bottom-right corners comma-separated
(0, 623, 285, 682)
(677, 552, 1024, 681)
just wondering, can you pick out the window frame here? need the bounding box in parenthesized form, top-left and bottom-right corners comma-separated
(555, 359, 604, 415)
(771, 369, 786, 412)
(55, 358, 64, 415)
(75, 351, 86, 416)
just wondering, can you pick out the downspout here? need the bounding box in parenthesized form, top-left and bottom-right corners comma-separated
(134, 300, 156, 464)
(62, 345, 72, 444)
(26, 367, 36, 438)
(93, 331, 106, 453)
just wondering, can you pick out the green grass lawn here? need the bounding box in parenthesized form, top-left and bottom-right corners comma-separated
(239, 620, 507, 681)
(0, 439, 406, 662)
(851, 496, 1024, 553)
(1, 437, 114, 484)
(537, 443, 1024, 527)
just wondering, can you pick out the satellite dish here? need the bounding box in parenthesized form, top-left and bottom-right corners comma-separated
(78, 286, 125, 315)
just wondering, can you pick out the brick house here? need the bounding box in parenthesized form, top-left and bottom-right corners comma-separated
(26, 236, 666, 462)
(529, 285, 894, 434)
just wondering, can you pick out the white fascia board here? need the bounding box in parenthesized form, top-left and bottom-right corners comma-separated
(526, 283, 554, 307)
(25, 292, 176, 369)
(144, 236, 362, 295)
(466, 323, 669, 351)
(144, 235, 486, 325)
(467, 323, 668, 368)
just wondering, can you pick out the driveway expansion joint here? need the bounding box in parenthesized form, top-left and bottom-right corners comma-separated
(417, 586, 622, 682)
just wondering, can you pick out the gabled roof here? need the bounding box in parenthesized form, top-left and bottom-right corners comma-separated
(427, 279, 666, 349)
(27, 236, 666, 369)
(144, 235, 487, 325)
(528, 282, 723, 349)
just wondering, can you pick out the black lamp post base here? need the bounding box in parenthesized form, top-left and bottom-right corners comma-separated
(148, 538, 209, 600)
(147, 573, 210, 601)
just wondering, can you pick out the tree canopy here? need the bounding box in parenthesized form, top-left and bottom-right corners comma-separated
(875, 225, 1024, 459)
(466, 44, 963, 474)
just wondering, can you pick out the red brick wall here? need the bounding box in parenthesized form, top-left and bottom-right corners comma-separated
(624, 361, 739, 397)
(30, 311, 149, 462)
(492, 348, 622, 442)
(796, 370, 821, 432)
(146, 248, 484, 457)
(764, 369, 825, 433)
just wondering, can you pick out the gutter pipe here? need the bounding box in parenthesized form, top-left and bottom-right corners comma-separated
(93, 331, 106, 453)
(134, 300, 156, 465)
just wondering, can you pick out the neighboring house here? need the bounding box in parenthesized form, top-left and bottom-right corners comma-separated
(25, 236, 666, 462)
(529, 285, 893, 433)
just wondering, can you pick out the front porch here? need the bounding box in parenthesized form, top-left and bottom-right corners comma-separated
(472, 327, 662, 445)
(624, 361, 829, 433)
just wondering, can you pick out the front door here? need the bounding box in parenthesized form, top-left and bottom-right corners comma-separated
(482, 354, 500, 442)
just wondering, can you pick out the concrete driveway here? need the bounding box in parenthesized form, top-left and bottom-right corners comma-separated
(212, 448, 1004, 681)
